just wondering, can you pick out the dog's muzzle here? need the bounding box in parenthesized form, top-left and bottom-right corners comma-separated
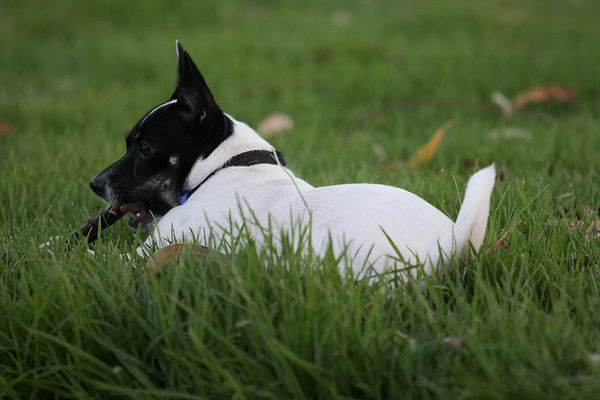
(89, 175, 107, 197)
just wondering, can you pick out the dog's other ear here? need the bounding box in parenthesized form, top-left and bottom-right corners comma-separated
(172, 41, 220, 122)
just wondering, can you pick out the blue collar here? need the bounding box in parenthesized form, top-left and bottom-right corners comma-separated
(179, 188, 190, 205)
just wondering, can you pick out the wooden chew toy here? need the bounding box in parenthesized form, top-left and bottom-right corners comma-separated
(145, 243, 226, 279)
(68, 204, 126, 244)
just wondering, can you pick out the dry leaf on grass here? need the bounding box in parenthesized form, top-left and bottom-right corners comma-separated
(513, 85, 575, 110)
(578, 204, 597, 219)
(145, 243, 225, 279)
(257, 113, 294, 137)
(485, 220, 523, 254)
(407, 121, 452, 167)
(583, 220, 599, 240)
(547, 217, 600, 241)
(492, 85, 575, 116)
(0, 122, 14, 135)
(379, 122, 451, 170)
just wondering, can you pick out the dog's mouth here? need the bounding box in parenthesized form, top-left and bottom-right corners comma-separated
(119, 201, 154, 228)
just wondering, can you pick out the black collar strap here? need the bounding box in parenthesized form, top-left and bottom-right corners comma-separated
(181, 149, 286, 203)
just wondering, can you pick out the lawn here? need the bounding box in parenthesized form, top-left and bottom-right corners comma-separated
(1, 0, 600, 398)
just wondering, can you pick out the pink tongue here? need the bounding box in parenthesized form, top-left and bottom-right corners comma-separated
(119, 201, 151, 224)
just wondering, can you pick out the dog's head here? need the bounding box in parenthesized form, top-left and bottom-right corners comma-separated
(90, 41, 232, 228)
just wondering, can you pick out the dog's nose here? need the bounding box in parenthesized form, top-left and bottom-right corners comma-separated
(89, 176, 106, 196)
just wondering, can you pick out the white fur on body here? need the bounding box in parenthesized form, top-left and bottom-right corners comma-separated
(139, 117, 496, 277)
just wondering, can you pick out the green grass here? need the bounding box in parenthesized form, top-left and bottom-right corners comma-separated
(2, 0, 600, 398)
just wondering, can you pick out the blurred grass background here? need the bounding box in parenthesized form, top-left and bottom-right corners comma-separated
(1, 0, 600, 398)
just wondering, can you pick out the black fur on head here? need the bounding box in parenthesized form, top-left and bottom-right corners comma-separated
(90, 41, 233, 228)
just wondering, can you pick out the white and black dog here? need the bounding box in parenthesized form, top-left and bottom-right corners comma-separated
(90, 41, 495, 277)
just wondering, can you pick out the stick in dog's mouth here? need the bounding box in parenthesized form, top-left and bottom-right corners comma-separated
(66, 200, 158, 246)
(68, 204, 126, 244)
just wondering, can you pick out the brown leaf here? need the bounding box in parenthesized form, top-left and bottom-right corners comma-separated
(0, 122, 14, 135)
(547, 218, 600, 241)
(512, 85, 575, 111)
(407, 121, 451, 167)
(145, 244, 225, 279)
(566, 219, 584, 231)
(485, 220, 523, 254)
(492, 86, 575, 116)
(257, 113, 294, 137)
(578, 204, 597, 219)
(586, 220, 600, 240)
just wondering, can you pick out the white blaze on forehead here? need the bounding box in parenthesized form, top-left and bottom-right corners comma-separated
(139, 99, 178, 127)
(169, 156, 179, 165)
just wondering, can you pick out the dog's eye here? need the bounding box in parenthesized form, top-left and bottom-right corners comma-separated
(139, 142, 152, 158)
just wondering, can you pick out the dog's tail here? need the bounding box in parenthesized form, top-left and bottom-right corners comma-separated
(436, 164, 496, 260)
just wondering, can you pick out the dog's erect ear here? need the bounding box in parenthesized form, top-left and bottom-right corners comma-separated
(172, 41, 220, 121)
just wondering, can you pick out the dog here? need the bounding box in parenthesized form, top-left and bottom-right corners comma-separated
(90, 41, 496, 277)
